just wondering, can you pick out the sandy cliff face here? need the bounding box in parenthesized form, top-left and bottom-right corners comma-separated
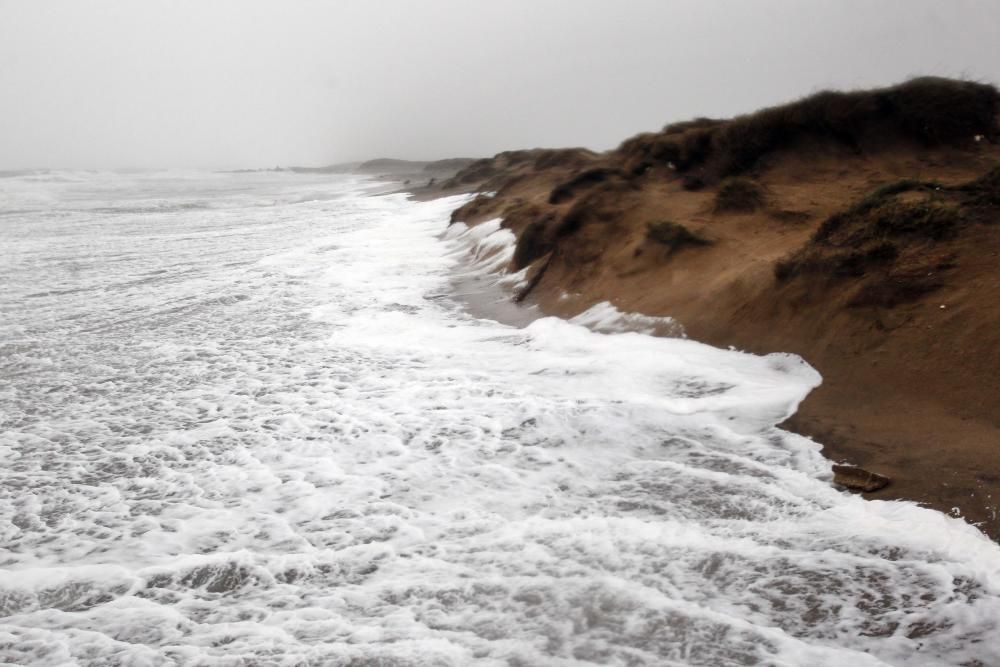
(431, 77, 1000, 539)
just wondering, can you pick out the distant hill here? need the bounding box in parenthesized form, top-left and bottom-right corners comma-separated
(357, 157, 477, 174)
(287, 163, 359, 174)
(224, 158, 479, 177)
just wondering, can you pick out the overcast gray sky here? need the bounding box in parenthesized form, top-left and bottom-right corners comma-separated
(2, 0, 999, 170)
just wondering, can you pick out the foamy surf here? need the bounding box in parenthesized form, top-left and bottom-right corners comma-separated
(1, 171, 998, 666)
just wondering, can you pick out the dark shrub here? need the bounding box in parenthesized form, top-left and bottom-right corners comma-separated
(848, 272, 944, 308)
(769, 209, 812, 224)
(774, 242, 898, 282)
(816, 198, 962, 246)
(773, 259, 796, 282)
(554, 182, 634, 238)
(889, 77, 1000, 144)
(775, 172, 974, 291)
(709, 89, 880, 174)
(713, 178, 766, 213)
(618, 77, 1000, 181)
(866, 179, 939, 201)
(712, 77, 998, 176)
(962, 165, 1000, 207)
(831, 244, 902, 276)
(548, 167, 625, 204)
(814, 179, 942, 242)
(663, 117, 724, 135)
(646, 221, 711, 250)
(773, 163, 1000, 304)
(870, 201, 961, 241)
(681, 175, 706, 191)
(533, 148, 599, 170)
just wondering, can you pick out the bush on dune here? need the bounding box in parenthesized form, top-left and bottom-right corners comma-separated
(771, 167, 999, 294)
(961, 165, 1000, 208)
(548, 167, 627, 204)
(532, 147, 599, 170)
(618, 77, 1000, 182)
(645, 221, 711, 250)
(713, 178, 767, 213)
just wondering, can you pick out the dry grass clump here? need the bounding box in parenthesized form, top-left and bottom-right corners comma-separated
(772, 176, 976, 308)
(960, 165, 1000, 208)
(769, 209, 812, 224)
(776, 197, 962, 284)
(713, 178, 767, 213)
(776, 163, 1000, 293)
(548, 167, 627, 204)
(618, 130, 712, 176)
(552, 181, 635, 239)
(834, 200, 961, 243)
(813, 179, 953, 243)
(532, 147, 599, 170)
(618, 77, 1000, 181)
(847, 270, 946, 308)
(662, 117, 724, 135)
(774, 242, 900, 282)
(646, 221, 711, 250)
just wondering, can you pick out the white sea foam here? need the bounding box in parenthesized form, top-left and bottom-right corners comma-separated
(444, 218, 527, 291)
(570, 301, 685, 337)
(1, 171, 999, 666)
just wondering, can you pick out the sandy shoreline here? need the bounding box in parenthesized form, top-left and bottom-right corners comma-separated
(376, 78, 1000, 541)
(433, 187, 1000, 540)
(390, 168, 1000, 540)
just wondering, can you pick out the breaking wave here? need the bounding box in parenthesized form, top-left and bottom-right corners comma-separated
(1, 172, 998, 666)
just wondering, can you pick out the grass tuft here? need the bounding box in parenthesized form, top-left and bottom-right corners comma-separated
(618, 77, 1000, 182)
(548, 167, 625, 204)
(961, 165, 1000, 208)
(713, 178, 766, 213)
(646, 221, 711, 250)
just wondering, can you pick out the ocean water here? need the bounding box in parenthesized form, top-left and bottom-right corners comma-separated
(1, 170, 999, 667)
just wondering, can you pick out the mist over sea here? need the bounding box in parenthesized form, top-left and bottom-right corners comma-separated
(1, 171, 999, 666)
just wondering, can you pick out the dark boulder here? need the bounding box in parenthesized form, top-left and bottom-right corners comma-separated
(832, 464, 891, 492)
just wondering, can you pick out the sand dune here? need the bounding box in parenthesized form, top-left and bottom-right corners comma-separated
(427, 77, 1000, 539)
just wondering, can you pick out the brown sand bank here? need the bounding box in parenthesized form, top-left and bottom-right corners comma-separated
(421, 78, 1000, 539)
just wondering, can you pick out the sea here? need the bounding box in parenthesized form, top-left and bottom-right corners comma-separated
(1, 170, 999, 666)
